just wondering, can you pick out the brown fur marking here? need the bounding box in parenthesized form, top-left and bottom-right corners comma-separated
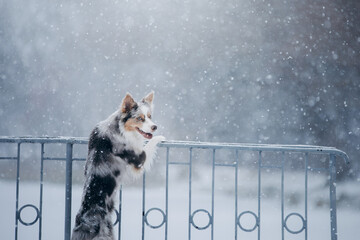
(139, 114, 145, 121)
(121, 94, 137, 113)
(143, 92, 154, 104)
(124, 118, 142, 131)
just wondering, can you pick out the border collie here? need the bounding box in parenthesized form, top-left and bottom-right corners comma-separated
(72, 92, 165, 240)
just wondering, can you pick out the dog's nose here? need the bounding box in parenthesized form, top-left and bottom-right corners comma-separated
(151, 125, 157, 131)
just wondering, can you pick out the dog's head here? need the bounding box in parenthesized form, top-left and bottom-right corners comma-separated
(120, 92, 157, 139)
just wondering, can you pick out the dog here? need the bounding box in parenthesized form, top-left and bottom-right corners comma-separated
(72, 91, 165, 240)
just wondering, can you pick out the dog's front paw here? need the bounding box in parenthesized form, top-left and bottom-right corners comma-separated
(149, 136, 165, 146)
(153, 135, 166, 143)
(145, 136, 165, 150)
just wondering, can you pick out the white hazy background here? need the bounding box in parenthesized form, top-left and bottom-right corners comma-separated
(1, 0, 360, 239)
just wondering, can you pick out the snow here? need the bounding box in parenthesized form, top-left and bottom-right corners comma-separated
(1, 0, 359, 237)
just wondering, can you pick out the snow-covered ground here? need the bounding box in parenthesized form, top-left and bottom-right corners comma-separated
(1, 167, 359, 240)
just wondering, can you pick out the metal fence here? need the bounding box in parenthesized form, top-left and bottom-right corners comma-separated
(0, 137, 350, 240)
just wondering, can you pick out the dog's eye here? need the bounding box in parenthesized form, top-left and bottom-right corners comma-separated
(137, 117, 144, 121)
(148, 115, 151, 119)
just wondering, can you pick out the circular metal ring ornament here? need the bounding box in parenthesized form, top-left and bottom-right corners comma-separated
(113, 209, 120, 226)
(144, 208, 166, 229)
(284, 212, 305, 234)
(190, 209, 212, 230)
(237, 211, 258, 232)
(18, 204, 40, 226)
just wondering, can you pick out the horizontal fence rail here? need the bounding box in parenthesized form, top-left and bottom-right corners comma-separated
(0, 136, 350, 240)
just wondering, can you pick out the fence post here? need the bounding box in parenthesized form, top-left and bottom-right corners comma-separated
(329, 154, 337, 240)
(15, 143, 21, 240)
(64, 143, 73, 240)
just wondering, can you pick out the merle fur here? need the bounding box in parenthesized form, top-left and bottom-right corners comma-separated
(72, 93, 162, 240)
(72, 123, 146, 240)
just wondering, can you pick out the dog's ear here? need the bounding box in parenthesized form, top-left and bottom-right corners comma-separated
(142, 91, 154, 105)
(121, 93, 137, 113)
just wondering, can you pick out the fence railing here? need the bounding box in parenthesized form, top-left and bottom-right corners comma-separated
(0, 137, 350, 240)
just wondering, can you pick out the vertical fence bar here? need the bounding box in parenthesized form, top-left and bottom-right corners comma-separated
(165, 147, 169, 240)
(64, 143, 73, 240)
(188, 148, 193, 240)
(329, 154, 337, 240)
(118, 185, 122, 240)
(39, 143, 45, 240)
(234, 150, 239, 240)
(211, 149, 215, 240)
(281, 152, 285, 240)
(257, 151, 262, 240)
(15, 143, 21, 240)
(305, 153, 308, 240)
(142, 173, 146, 240)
